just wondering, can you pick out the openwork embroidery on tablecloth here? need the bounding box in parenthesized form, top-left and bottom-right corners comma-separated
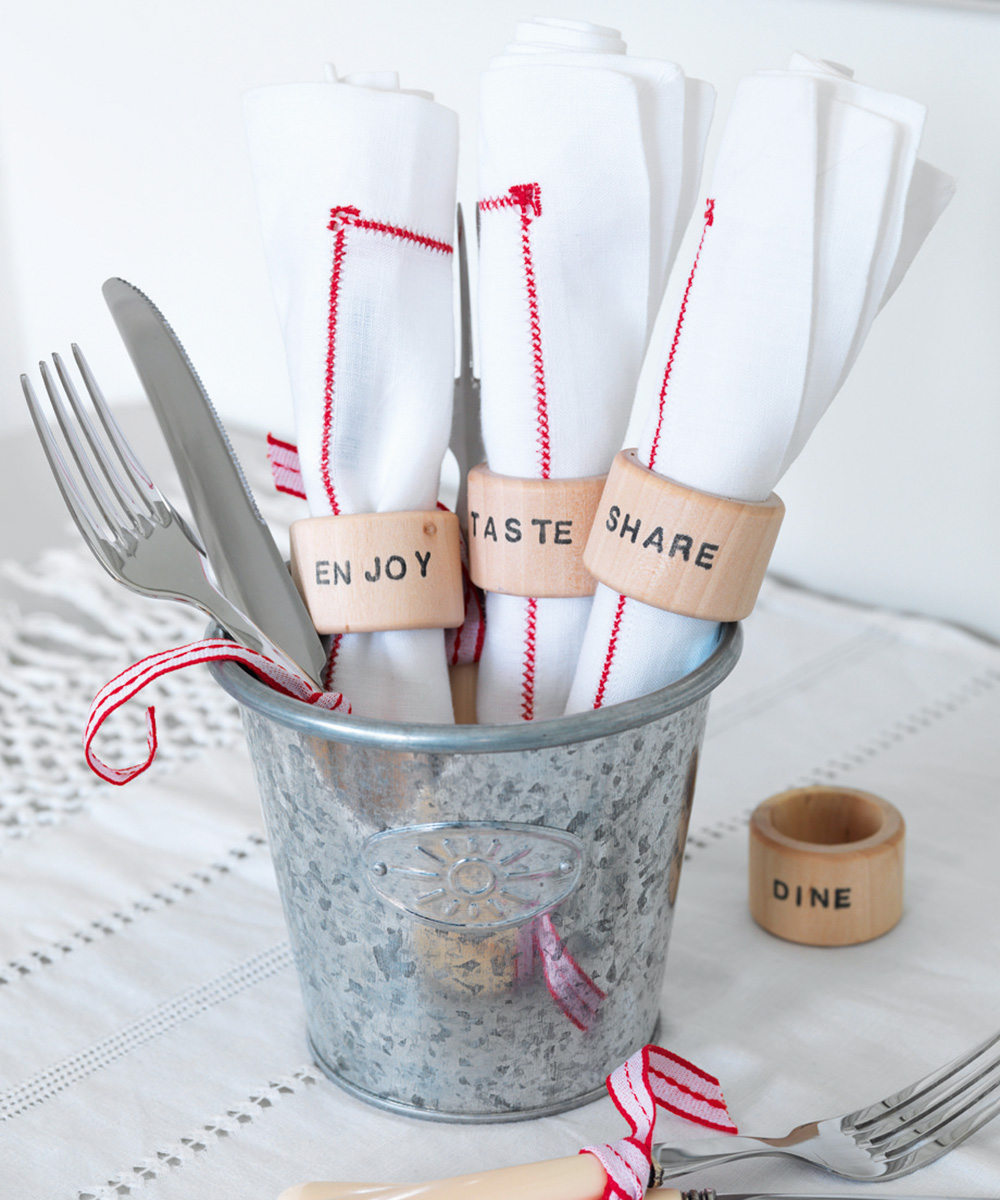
(0, 833, 267, 986)
(794, 668, 1000, 786)
(682, 661, 1000, 861)
(0, 547, 245, 842)
(76, 1066, 319, 1200)
(0, 942, 294, 1124)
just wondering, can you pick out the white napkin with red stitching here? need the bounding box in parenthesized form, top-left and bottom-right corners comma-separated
(244, 68, 459, 722)
(566, 55, 955, 712)
(475, 18, 714, 724)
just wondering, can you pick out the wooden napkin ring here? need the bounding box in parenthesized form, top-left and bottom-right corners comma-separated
(466, 462, 607, 598)
(749, 786, 905, 946)
(582, 449, 785, 621)
(289, 510, 464, 635)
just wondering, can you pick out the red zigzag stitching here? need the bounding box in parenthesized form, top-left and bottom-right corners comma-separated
(321, 205, 454, 517)
(647, 199, 715, 473)
(593, 199, 716, 711)
(520, 595, 539, 721)
(478, 183, 550, 479)
(478, 184, 549, 722)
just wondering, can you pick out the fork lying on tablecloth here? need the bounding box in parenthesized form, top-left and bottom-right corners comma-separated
(650, 1027, 1000, 1182)
(279, 1028, 1000, 1200)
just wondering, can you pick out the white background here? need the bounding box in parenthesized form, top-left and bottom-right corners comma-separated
(1, 0, 997, 638)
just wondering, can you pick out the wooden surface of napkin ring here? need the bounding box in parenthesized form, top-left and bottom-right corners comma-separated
(749, 786, 905, 946)
(466, 462, 607, 598)
(289, 510, 464, 635)
(583, 448, 785, 621)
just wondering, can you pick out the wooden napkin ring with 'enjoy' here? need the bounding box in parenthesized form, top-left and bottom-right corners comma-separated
(289, 510, 464, 635)
(583, 449, 785, 622)
(749, 786, 905, 947)
(466, 463, 607, 598)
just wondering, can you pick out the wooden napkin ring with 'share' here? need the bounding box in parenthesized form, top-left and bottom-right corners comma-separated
(466, 463, 607, 598)
(583, 449, 785, 622)
(289, 511, 464, 635)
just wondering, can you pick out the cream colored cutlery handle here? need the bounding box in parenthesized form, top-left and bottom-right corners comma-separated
(278, 1154, 683, 1200)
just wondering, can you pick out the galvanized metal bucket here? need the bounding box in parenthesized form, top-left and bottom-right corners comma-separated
(209, 621, 741, 1122)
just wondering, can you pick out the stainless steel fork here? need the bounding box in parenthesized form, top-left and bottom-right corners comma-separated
(652, 1028, 1000, 1182)
(22, 345, 320, 684)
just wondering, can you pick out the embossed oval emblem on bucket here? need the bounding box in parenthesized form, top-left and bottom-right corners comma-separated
(362, 821, 585, 930)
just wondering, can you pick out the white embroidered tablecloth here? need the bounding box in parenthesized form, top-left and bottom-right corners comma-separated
(1, 412, 998, 1199)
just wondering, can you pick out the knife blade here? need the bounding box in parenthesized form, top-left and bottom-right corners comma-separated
(102, 277, 327, 688)
(696, 1195, 965, 1200)
(449, 202, 484, 531)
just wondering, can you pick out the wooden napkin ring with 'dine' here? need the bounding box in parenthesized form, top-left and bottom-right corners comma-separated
(583, 449, 785, 621)
(749, 786, 905, 946)
(289, 511, 464, 635)
(466, 463, 607, 598)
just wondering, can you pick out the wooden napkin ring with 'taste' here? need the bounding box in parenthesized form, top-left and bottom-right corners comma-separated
(466, 462, 607, 598)
(289, 511, 464, 635)
(583, 448, 785, 622)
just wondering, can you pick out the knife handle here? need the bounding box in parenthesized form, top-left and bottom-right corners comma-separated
(277, 1153, 683, 1200)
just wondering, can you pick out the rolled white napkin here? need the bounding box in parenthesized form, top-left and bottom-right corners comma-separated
(475, 18, 714, 723)
(567, 55, 955, 712)
(244, 68, 459, 722)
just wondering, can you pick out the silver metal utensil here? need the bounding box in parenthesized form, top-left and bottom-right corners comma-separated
(102, 276, 327, 688)
(652, 1027, 1000, 1182)
(278, 1029, 1000, 1200)
(449, 202, 484, 530)
(281, 1183, 974, 1200)
(680, 1194, 978, 1200)
(675, 1194, 978, 1200)
(22, 345, 316, 681)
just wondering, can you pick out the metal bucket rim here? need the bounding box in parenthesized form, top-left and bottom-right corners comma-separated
(207, 620, 742, 754)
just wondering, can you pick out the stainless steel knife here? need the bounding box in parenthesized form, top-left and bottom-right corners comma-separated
(449, 203, 484, 531)
(275, 1175, 967, 1200)
(102, 277, 327, 688)
(275, 1152, 967, 1200)
(675, 1194, 966, 1200)
(674, 1194, 966, 1200)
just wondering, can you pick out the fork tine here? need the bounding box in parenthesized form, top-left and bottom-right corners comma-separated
(21, 372, 125, 574)
(864, 1047, 1000, 1166)
(868, 1040, 1000, 1139)
(849, 1029, 1000, 1131)
(904, 1087, 1000, 1169)
(70, 343, 160, 517)
(52, 349, 151, 523)
(72, 343, 208, 556)
(38, 357, 138, 539)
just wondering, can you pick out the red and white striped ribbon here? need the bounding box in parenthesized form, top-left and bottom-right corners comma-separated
(582, 1044, 738, 1200)
(516, 913, 606, 1030)
(534, 913, 605, 1030)
(85, 639, 349, 785)
(266, 432, 307, 500)
(445, 519, 486, 671)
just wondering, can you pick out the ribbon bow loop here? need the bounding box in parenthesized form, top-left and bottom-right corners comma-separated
(582, 1044, 737, 1200)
